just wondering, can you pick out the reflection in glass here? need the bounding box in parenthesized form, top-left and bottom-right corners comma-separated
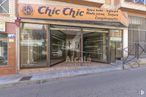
(0, 34, 7, 65)
(83, 32, 107, 62)
(50, 30, 66, 65)
(110, 30, 122, 62)
(20, 23, 47, 68)
(50, 27, 81, 65)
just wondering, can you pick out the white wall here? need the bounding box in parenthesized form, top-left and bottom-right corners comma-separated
(123, 28, 128, 57)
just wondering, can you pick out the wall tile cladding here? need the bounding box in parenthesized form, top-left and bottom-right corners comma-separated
(0, 23, 16, 76)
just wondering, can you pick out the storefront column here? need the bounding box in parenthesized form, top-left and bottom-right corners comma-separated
(80, 28, 83, 64)
(47, 25, 51, 66)
(16, 24, 20, 73)
(107, 31, 111, 63)
(123, 29, 128, 57)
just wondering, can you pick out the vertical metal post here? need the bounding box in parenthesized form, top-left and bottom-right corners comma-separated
(46, 24, 51, 67)
(80, 28, 83, 65)
(122, 54, 125, 70)
(135, 43, 139, 59)
(107, 30, 110, 64)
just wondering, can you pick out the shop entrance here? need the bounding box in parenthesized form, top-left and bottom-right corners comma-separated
(50, 26, 82, 66)
(50, 26, 109, 66)
(20, 23, 122, 68)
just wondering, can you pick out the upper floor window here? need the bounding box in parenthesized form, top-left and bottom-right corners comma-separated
(0, 0, 9, 13)
(135, 0, 145, 4)
(125, 0, 146, 4)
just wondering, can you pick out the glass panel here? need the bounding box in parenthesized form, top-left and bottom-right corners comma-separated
(83, 31, 108, 62)
(135, 0, 145, 4)
(128, 16, 146, 55)
(50, 25, 81, 65)
(0, 0, 9, 13)
(0, 34, 7, 65)
(20, 23, 47, 68)
(50, 30, 66, 65)
(2, 0, 9, 13)
(110, 30, 122, 62)
(126, 0, 146, 4)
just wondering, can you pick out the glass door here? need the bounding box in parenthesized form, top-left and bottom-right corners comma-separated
(50, 25, 82, 65)
(50, 29, 66, 65)
(20, 23, 47, 68)
(83, 29, 108, 63)
(110, 30, 123, 62)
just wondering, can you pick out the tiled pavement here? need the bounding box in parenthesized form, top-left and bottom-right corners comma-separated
(0, 63, 123, 88)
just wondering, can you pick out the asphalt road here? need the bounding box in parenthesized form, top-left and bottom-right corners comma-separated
(1, 67, 146, 97)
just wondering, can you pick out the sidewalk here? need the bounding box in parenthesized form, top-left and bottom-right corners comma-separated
(0, 64, 122, 88)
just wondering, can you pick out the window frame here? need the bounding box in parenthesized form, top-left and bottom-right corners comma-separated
(125, 0, 146, 5)
(0, 33, 8, 66)
(0, 0, 9, 14)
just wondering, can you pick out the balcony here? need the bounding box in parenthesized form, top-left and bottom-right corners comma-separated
(52, 0, 105, 7)
(119, 0, 146, 14)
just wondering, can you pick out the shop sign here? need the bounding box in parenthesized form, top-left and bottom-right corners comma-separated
(18, 4, 128, 26)
(8, 34, 15, 38)
(0, 21, 5, 32)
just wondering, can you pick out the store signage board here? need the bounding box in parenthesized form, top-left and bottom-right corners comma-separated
(0, 21, 5, 32)
(8, 34, 15, 38)
(18, 4, 128, 26)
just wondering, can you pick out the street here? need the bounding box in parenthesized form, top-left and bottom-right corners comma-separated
(1, 67, 146, 97)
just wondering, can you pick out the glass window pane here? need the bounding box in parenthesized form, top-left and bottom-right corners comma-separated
(0, 33, 7, 66)
(135, 0, 145, 4)
(0, 0, 9, 13)
(110, 30, 123, 62)
(83, 31, 108, 62)
(2, 0, 9, 12)
(20, 23, 47, 68)
(125, 0, 135, 2)
(0, 7, 4, 13)
(50, 25, 82, 65)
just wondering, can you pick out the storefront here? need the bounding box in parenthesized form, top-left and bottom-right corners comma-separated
(17, 3, 128, 68)
(0, 0, 17, 76)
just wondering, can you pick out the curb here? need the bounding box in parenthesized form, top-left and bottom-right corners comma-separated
(0, 66, 122, 89)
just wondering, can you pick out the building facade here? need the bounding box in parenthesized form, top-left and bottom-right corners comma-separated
(15, 0, 128, 69)
(118, 0, 146, 55)
(0, 0, 130, 76)
(0, 0, 17, 75)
